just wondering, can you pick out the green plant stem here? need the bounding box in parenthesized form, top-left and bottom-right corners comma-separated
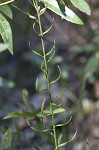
(33, 0, 58, 149)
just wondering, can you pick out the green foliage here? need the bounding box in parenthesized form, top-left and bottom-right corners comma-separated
(0, 12, 13, 54)
(0, 0, 91, 149)
(70, 0, 91, 15)
(1, 128, 12, 150)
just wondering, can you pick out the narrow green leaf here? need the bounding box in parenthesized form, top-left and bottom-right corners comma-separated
(39, 21, 54, 36)
(47, 47, 55, 63)
(27, 119, 52, 133)
(43, 108, 65, 115)
(58, 133, 62, 145)
(53, 108, 65, 114)
(0, 13, 13, 54)
(46, 39, 55, 56)
(36, 77, 39, 91)
(40, 7, 46, 15)
(22, 89, 36, 113)
(50, 65, 61, 84)
(41, 98, 46, 113)
(55, 116, 72, 127)
(39, 0, 83, 24)
(52, 98, 62, 107)
(1, 128, 12, 150)
(37, 107, 65, 118)
(58, 130, 77, 148)
(32, 49, 44, 58)
(71, 0, 91, 15)
(4, 111, 34, 119)
(0, 5, 13, 19)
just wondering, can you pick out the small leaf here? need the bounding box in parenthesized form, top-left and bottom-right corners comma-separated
(22, 89, 36, 113)
(58, 130, 77, 148)
(27, 119, 52, 133)
(40, 7, 46, 15)
(71, 0, 91, 15)
(1, 128, 12, 150)
(55, 116, 72, 127)
(35, 77, 39, 91)
(50, 65, 61, 84)
(39, 20, 54, 36)
(32, 49, 44, 58)
(47, 48, 55, 63)
(46, 39, 55, 56)
(58, 133, 62, 145)
(53, 108, 65, 114)
(41, 98, 46, 113)
(0, 13, 13, 54)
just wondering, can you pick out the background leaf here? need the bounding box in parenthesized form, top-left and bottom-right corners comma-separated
(0, 13, 13, 54)
(71, 0, 91, 15)
(1, 128, 12, 150)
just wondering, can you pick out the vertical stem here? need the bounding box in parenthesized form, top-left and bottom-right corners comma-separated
(33, 0, 58, 149)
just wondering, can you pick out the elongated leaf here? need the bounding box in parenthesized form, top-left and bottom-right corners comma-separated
(39, 22, 53, 36)
(36, 77, 39, 91)
(71, 0, 91, 15)
(39, 0, 83, 24)
(4, 111, 34, 119)
(1, 128, 12, 150)
(58, 130, 77, 148)
(53, 108, 65, 114)
(55, 116, 72, 127)
(27, 119, 52, 133)
(32, 50, 43, 58)
(22, 89, 36, 113)
(50, 65, 61, 84)
(0, 13, 13, 54)
(40, 108, 65, 116)
(41, 98, 46, 113)
(46, 39, 55, 56)
(0, 5, 13, 19)
(58, 133, 62, 145)
(40, 7, 46, 15)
